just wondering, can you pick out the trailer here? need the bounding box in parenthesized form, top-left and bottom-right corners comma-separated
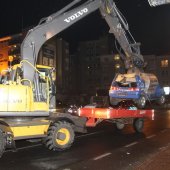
(78, 105, 154, 132)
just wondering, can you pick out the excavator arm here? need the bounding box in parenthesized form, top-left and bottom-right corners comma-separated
(21, 0, 144, 101)
(100, 1, 144, 70)
(21, 0, 102, 101)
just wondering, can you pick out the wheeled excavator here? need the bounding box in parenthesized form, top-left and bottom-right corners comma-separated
(0, 0, 164, 157)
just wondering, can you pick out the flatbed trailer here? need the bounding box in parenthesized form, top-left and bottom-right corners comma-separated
(78, 107, 154, 132)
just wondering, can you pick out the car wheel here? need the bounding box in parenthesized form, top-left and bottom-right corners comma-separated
(157, 95, 166, 105)
(133, 118, 144, 133)
(110, 97, 119, 106)
(137, 96, 146, 109)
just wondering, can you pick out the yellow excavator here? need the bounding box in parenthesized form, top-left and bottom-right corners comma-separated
(0, 0, 169, 157)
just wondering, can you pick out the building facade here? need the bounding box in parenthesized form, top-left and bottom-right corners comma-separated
(143, 54, 170, 94)
(0, 34, 76, 99)
(77, 35, 116, 96)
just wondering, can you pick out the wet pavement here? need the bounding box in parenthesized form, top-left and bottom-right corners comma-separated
(1, 109, 170, 169)
(135, 143, 170, 170)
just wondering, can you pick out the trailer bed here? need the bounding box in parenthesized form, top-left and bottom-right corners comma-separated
(78, 107, 154, 127)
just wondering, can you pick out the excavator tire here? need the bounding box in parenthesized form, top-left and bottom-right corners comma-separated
(0, 129, 6, 158)
(45, 121, 75, 151)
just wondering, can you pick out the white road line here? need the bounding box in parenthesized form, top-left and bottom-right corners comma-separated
(161, 129, 167, 133)
(76, 131, 104, 138)
(146, 134, 156, 139)
(5, 131, 104, 153)
(93, 152, 112, 161)
(159, 146, 167, 151)
(124, 141, 138, 148)
(6, 132, 102, 153)
(5, 144, 42, 153)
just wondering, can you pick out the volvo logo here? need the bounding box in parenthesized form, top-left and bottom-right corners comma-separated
(64, 8, 88, 23)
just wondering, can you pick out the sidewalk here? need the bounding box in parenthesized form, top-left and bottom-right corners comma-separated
(135, 144, 170, 170)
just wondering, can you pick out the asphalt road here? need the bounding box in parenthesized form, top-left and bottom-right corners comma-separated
(1, 109, 170, 170)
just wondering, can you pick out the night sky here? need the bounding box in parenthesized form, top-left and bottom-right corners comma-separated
(0, 0, 170, 54)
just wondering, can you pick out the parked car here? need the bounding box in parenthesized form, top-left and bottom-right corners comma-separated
(109, 73, 165, 108)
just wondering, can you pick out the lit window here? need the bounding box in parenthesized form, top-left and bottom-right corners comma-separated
(114, 54, 120, 60)
(115, 64, 120, 69)
(161, 59, 168, 67)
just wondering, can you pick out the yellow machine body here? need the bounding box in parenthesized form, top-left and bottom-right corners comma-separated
(10, 120, 50, 140)
(0, 83, 49, 112)
(0, 64, 55, 139)
(0, 84, 33, 111)
(0, 63, 53, 112)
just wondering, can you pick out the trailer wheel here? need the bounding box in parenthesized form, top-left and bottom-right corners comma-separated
(45, 121, 75, 151)
(0, 130, 6, 158)
(116, 122, 125, 130)
(110, 97, 119, 106)
(157, 95, 166, 105)
(136, 96, 146, 109)
(133, 118, 144, 133)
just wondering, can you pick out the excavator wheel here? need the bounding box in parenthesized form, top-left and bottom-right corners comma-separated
(45, 121, 75, 151)
(0, 129, 6, 158)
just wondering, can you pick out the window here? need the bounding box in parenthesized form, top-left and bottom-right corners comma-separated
(161, 59, 168, 67)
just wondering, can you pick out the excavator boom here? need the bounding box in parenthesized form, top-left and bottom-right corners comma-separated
(21, 0, 144, 101)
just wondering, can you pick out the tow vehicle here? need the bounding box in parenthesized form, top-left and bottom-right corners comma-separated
(0, 0, 160, 157)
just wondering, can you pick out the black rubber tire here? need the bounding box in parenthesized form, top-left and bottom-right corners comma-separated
(133, 118, 144, 133)
(45, 121, 75, 151)
(110, 97, 119, 106)
(136, 96, 146, 109)
(157, 95, 166, 105)
(0, 130, 6, 158)
(116, 122, 125, 130)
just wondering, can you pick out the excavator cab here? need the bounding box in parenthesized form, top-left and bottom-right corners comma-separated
(0, 63, 56, 113)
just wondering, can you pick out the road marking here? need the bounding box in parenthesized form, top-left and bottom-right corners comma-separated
(5, 131, 104, 153)
(5, 144, 42, 153)
(76, 131, 104, 138)
(93, 152, 112, 160)
(161, 129, 167, 133)
(146, 134, 156, 139)
(124, 141, 138, 148)
(159, 146, 167, 151)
